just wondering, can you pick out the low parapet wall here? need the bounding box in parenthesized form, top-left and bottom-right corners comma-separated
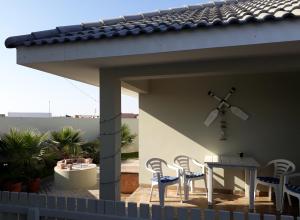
(0, 117, 139, 152)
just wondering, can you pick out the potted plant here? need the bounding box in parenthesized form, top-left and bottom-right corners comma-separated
(0, 162, 24, 192)
(27, 168, 42, 192)
(0, 128, 48, 192)
(0, 132, 23, 191)
(0, 138, 8, 190)
(4, 169, 24, 192)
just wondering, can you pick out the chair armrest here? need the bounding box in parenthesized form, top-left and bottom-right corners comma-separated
(172, 163, 184, 176)
(191, 159, 206, 174)
(172, 163, 183, 171)
(284, 171, 298, 176)
(284, 172, 300, 184)
(287, 173, 300, 178)
(145, 166, 156, 174)
(145, 166, 161, 181)
(167, 164, 179, 170)
(167, 164, 182, 177)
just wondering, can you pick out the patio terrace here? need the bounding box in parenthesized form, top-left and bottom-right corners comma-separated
(40, 159, 299, 216)
(41, 182, 300, 216)
(4, 0, 300, 218)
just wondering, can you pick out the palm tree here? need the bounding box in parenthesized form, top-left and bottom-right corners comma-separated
(0, 128, 48, 180)
(50, 127, 84, 158)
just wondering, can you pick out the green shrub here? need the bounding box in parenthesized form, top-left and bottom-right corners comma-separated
(81, 139, 100, 164)
(0, 128, 49, 181)
(121, 152, 139, 161)
(121, 124, 137, 148)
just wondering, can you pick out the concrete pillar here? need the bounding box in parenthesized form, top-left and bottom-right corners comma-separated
(99, 71, 121, 201)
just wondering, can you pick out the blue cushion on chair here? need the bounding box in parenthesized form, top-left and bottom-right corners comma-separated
(152, 176, 179, 183)
(186, 172, 204, 179)
(257, 176, 280, 184)
(286, 184, 300, 193)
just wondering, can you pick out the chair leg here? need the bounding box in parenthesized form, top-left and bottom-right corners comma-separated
(178, 180, 183, 203)
(165, 186, 168, 198)
(204, 177, 208, 197)
(287, 193, 292, 206)
(178, 176, 184, 196)
(190, 181, 195, 193)
(269, 186, 272, 201)
(281, 191, 286, 213)
(158, 185, 165, 206)
(184, 179, 189, 201)
(149, 184, 154, 202)
(274, 186, 282, 212)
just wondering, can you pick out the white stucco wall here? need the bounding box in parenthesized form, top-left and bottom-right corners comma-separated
(139, 72, 300, 192)
(0, 117, 138, 152)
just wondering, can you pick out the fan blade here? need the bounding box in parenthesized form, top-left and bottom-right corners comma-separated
(230, 106, 249, 120)
(204, 109, 219, 126)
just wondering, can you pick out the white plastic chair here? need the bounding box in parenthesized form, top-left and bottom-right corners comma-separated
(145, 158, 182, 206)
(174, 155, 207, 201)
(282, 173, 300, 213)
(255, 159, 295, 211)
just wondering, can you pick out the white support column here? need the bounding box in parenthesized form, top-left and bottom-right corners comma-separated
(99, 71, 121, 201)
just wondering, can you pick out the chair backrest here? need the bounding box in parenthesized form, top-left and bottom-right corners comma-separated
(267, 159, 296, 178)
(174, 155, 191, 173)
(146, 158, 167, 178)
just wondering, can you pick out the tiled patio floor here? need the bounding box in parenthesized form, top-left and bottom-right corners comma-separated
(126, 186, 299, 216)
(42, 159, 298, 216)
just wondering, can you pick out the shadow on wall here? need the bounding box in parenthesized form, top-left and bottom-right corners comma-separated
(139, 72, 300, 190)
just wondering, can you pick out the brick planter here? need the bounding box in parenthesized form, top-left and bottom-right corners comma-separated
(120, 172, 139, 194)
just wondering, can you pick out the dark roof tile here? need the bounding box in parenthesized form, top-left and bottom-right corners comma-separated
(123, 14, 144, 22)
(102, 17, 125, 26)
(31, 29, 59, 39)
(5, 0, 300, 48)
(81, 22, 102, 29)
(141, 11, 160, 18)
(56, 25, 83, 33)
(187, 4, 204, 10)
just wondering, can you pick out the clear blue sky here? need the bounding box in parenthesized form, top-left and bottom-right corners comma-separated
(0, 0, 207, 116)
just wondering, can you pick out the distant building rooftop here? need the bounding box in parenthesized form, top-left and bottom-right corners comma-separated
(74, 113, 138, 119)
(74, 115, 99, 119)
(7, 112, 52, 118)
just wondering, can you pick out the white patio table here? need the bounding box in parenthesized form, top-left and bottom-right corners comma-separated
(204, 155, 260, 211)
